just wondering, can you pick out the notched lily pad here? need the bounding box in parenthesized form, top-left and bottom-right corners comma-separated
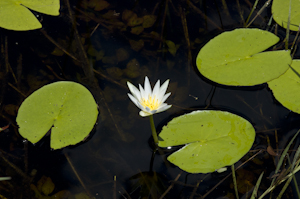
(268, 60, 300, 113)
(158, 110, 255, 173)
(196, 28, 291, 86)
(16, 81, 98, 150)
(0, 0, 60, 31)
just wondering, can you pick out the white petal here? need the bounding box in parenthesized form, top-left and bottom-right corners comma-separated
(152, 80, 160, 97)
(128, 93, 140, 108)
(139, 110, 152, 117)
(157, 79, 169, 101)
(144, 76, 152, 98)
(139, 84, 147, 101)
(156, 104, 172, 113)
(157, 103, 168, 110)
(127, 81, 141, 100)
(159, 92, 171, 104)
(139, 84, 148, 99)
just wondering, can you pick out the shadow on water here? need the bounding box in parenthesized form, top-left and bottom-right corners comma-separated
(0, 0, 300, 198)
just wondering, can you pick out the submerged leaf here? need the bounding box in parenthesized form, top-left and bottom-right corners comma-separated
(142, 15, 157, 28)
(16, 81, 98, 150)
(158, 110, 255, 173)
(166, 40, 177, 56)
(196, 28, 291, 86)
(37, 176, 55, 196)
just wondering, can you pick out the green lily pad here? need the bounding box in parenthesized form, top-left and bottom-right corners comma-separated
(16, 81, 98, 150)
(158, 110, 255, 173)
(268, 60, 300, 113)
(0, 0, 60, 31)
(196, 28, 291, 86)
(272, 0, 300, 31)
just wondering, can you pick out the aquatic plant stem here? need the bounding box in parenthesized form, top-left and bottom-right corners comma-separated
(231, 164, 239, 199)
(149, 115, 158, 145)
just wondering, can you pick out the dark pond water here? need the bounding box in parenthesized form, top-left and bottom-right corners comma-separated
(1, 0, 300, 198)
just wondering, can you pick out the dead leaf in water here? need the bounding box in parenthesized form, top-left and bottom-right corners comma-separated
(267, 145, 279, 156)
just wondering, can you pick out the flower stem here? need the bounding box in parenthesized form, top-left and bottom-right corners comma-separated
(149, 115, 158, 145)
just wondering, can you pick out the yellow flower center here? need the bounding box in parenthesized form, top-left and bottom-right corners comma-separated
(140, 95, 160, 110)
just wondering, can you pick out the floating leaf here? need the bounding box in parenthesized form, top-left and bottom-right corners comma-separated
(196, 28, 291, 86)
(268, 60, 300, 114)
(158, 110, 255, 173)
(16, 81, 98, 150)
(0, 0, 60, 31)
(272, 0, 300, 31)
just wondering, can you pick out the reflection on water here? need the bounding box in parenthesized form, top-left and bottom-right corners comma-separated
(0, 0, 300, 198)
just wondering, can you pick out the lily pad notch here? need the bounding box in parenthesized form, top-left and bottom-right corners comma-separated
(16, 81, 99, 150)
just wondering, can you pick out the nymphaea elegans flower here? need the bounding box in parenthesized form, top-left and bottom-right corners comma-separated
(127, 76, 172, 117)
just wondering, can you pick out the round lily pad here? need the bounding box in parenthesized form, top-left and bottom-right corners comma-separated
(272, 0, 300, 31)
(196, 28, 291, 86)
(16, 81, 98, 150)
(268, 60, 300, 113)
(158, 110, 255, 173)
(0, 0, 60, 31)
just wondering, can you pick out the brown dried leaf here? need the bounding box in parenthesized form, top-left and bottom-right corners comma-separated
(267, 145, 279, 156)
(4, 104, 18, 116)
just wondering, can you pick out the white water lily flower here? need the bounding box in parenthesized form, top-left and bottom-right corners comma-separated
(127, 76, 172, 117)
